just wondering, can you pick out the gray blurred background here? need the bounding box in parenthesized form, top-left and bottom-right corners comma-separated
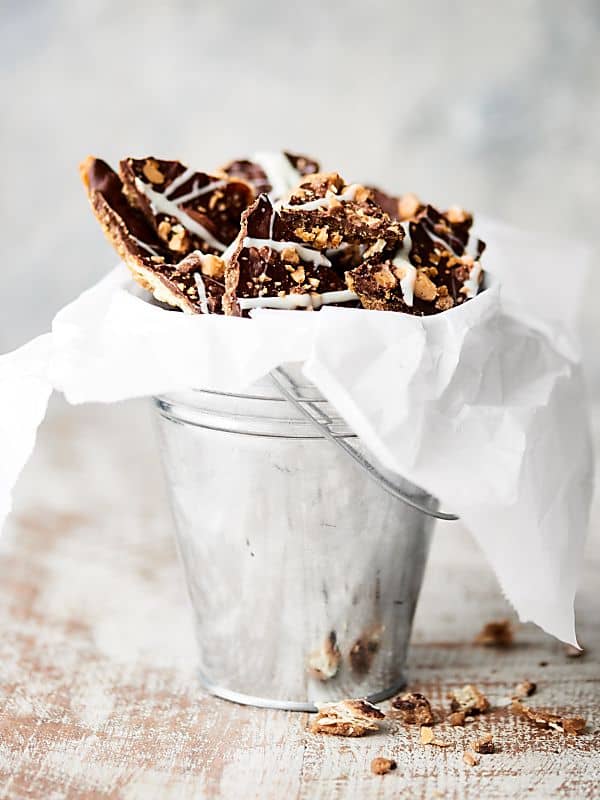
(1, 0, 599, 391)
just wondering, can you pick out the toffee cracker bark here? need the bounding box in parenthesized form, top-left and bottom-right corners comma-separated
(223, 173, 404, 316)
(80, 157, 253, 313)
(223, 194, 351, 316)
(346, 203, 486, 316)
(221, 151, 319, 198)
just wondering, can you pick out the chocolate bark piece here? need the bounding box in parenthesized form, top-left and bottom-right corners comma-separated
(223, 194, 353, 316)
(310, 699, 385, 737)
(278, 173, 404, 264)
(80, 157, 225, 313)
(119, 157, 253, 257)
(220, 151, 319, 198)
(345, 201, 486, 316)
(391, 692, 435, 725)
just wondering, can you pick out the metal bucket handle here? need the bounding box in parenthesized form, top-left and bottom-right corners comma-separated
(270, 367, 459, 522)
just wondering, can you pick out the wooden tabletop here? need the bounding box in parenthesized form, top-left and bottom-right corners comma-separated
(0, 399, 598, 799)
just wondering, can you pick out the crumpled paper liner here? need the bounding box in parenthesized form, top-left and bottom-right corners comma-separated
(0, 218, 593, 644)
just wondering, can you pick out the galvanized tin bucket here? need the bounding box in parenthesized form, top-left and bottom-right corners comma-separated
(154, 365, 442, 711)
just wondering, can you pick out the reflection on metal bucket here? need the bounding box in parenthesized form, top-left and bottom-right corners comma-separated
(154, 364, 439, 711)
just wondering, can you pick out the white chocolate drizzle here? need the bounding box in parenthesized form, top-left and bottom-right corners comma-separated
(463, 261, 483, 298)
(164, 167, 196, 198)
(131, 236, 163, 259)
(171, 179, 226, 205)
(242, 237, 332, 268)
(390, 222, 417, 307)
(252, 151, 302, 200)
(193, 272, 210, 314)
(238, 289, 357, 311)
(135, 178, 227, 253)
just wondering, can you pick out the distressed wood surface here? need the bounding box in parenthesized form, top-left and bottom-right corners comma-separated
(0, 399, 598, 799)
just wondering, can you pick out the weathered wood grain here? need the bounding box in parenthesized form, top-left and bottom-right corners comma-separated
(0, 400, 598, 799)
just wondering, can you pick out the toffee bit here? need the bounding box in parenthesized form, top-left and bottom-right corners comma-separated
(370, 757, 397, 775)
(447, 710, 467, 727)
(471, 733, 495, 754)
(463, 750, 480, 767)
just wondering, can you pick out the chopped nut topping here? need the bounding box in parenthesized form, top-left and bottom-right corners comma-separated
(290, 266, 306, 284)
(392, 692, 434, 725)
(447, 710, 467, 727)
(168, 225, 189, 253)
(513, 680, 537, 699)
(370, 757, 397, 775)
(445, 205, 470, 224)
(511, 700, 586, 735)
(280, 247, 300, 265)
(397, 192, 421, 221)
(413, 270, 437, 302)
(474, 619, 514, 647)
(448, 685, 490, 716)
(310, 699, 385, 737)
(463, 751, 480, 767)
(471, 733, 494, 754)
(157, 220, 172, 240)
(373, 264, 397, 290)
(142, 158, 165, 184)
(435, 294, 454, 311)
(308, 631, 341, 681)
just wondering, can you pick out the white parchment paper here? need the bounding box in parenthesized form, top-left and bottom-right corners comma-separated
(0, 219, 593, 644)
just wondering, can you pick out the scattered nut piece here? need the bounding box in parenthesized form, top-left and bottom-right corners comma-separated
(448, 685, 490, 716)
(471, 734, 495, 754)
(463, 750, 480, 767)
(474, 619, 513, 647)
(311, 699, 385, 737)
(392, 692, 434, 725)
(308, 631, 341, 681)
(420, 726, 434, 745)
(447, 711, 467, 727)
(513, 680, 537, 699)
(420, 726, 452, 748)
(511, 700, 586, 735)
(370, 757, 397, 775)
